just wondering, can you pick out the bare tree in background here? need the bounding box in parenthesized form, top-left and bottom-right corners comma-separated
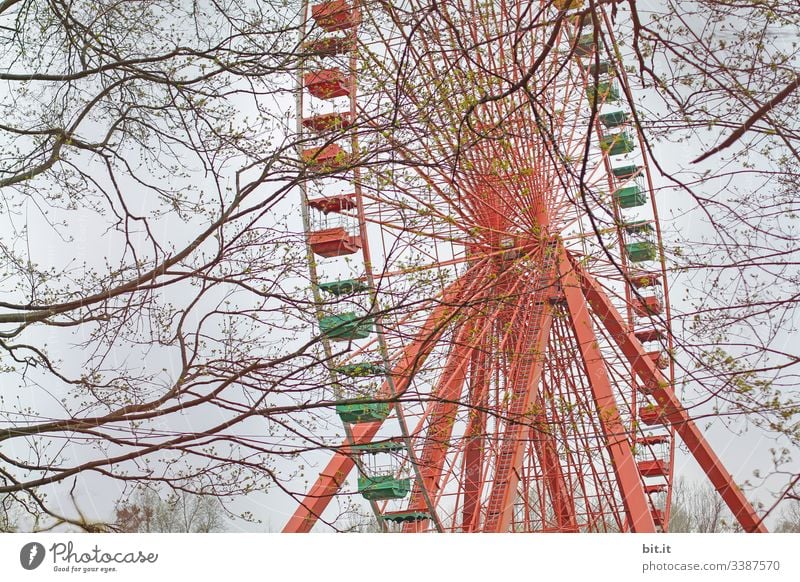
(114, 488, 226, 533)
(668, 478, 734, 532)
(774, 499, 800, 532)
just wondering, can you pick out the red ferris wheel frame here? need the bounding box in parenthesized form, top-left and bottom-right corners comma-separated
(286, 0, 766, 533)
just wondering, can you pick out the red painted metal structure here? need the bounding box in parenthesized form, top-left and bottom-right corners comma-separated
(286, 0, 767, 533)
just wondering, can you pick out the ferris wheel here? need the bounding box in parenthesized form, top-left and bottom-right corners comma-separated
(285, 0, 766, 532)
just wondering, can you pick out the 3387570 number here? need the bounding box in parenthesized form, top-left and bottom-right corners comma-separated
(729, 560, 780, 571)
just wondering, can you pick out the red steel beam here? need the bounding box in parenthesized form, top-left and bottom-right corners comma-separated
(401, 320, 474, 532)
(558, 247, 657, 532)
(460, 332, 491, 531)
(569, 251, 767, 533)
